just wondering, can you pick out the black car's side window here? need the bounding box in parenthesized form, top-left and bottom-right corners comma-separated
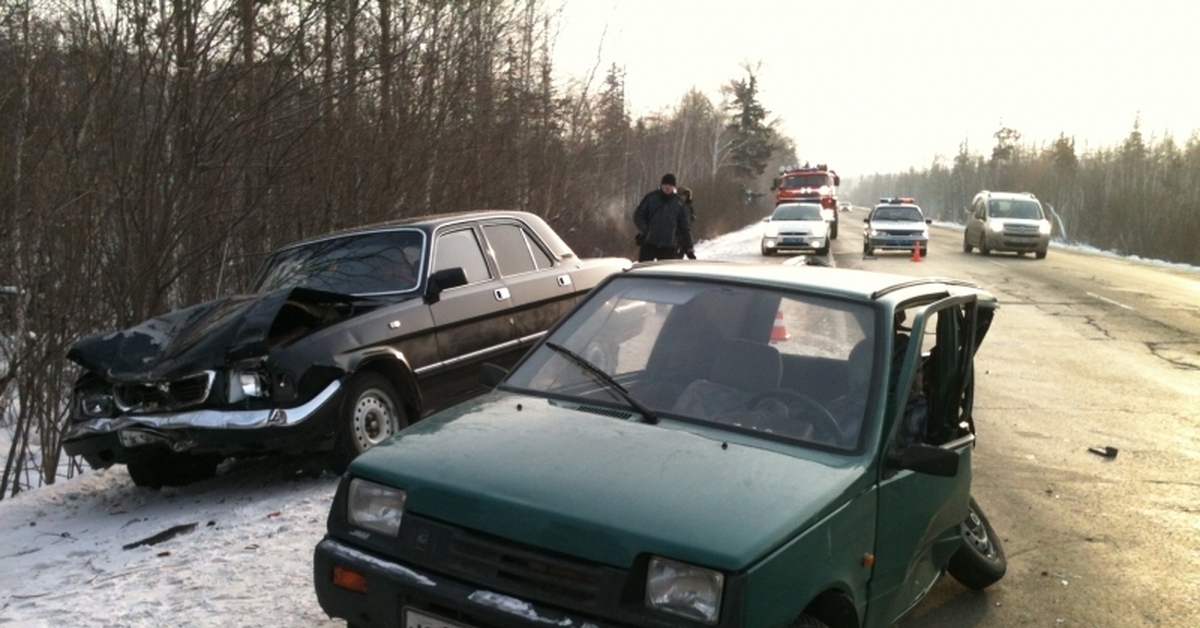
(483, 223, 547, 277)
(433, 228, 492, 285)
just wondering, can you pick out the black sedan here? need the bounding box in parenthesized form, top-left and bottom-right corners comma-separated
(63, 211, 630, 487)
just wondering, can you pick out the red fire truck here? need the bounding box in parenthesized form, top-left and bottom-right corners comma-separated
(771, 163, 841, 239)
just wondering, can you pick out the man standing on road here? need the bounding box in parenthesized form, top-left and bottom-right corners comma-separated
(634, 173, 694, 262)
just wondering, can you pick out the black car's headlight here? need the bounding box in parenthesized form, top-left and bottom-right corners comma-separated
(227, 369, 269, 402)
(645, 556, 724, 624)
(347, 479, 406, 537)
(77, 392, 115, 418)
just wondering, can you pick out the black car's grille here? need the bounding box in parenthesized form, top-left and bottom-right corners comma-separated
(1003, 224, 1041, 236)
(113, 371, 215, 413)
(446, 532, 605, 602)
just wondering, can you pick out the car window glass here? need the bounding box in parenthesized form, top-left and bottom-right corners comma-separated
(433, 228, 491, 284)
(874, 207, 922, 222)
(527, 231, 554, 269)
(253, 230, 424, 295)
(507, 277, 875, 451)
(772, 205, 823, 221)
(782, 174, 830, 188)
(483, 223, 538, 277)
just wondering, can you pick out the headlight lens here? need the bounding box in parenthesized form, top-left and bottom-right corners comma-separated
(228, 370, 268, 402)
(1038, 220, 1052, 234)
(987, 220, 1004, 233)
(645, 556, 724, 624)
(78, 392, 114, 418)
(347, 479, 406, 536)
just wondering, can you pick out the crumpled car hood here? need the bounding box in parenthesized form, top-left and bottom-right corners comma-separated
(67, 287, 369, 382)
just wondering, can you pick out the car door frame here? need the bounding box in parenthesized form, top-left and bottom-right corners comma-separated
(865, 293, 986, 626)
(418, 220, 522, 413)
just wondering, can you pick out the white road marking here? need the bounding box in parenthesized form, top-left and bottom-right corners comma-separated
(1086, 292, 1134, 310)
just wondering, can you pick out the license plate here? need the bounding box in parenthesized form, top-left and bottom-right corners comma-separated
(404, 608, 475, 628)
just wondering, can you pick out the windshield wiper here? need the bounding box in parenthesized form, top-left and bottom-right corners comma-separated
(544, 341, 658, 424)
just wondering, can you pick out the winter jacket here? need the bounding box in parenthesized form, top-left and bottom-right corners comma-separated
(634, 190, 693, 251)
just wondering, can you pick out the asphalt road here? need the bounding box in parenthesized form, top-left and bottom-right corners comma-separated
(823, 211, 1200, 628)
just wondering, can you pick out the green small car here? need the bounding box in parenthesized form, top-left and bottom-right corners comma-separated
(314, 262, 1007, 628)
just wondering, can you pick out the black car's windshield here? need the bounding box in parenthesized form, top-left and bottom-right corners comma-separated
(988, 199, 1043, 220)
(872, 206, 923, 222)
(505, 276, 877, 451)
(772, 204, 824, 221)
(253, 230, 426, 295)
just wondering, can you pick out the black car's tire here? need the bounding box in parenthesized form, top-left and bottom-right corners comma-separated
(761, 247, 773, 257)
(127, 453, 223, 489)
(830, 222, 839, 240)
(921, 246, 929, 257)
(1036, 248, 1048, 259)
(962, 234, 973, 253)
(792, 615, 831, 628)
(331, 371, 407, 472)
(817, 243, 830, 256)
(979, 236, 991, 255)
(948, 497, 1007, 590)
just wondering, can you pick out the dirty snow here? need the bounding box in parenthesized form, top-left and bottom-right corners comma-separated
(1, 219, 1195, 628)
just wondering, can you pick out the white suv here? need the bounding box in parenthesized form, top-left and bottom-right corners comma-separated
(963, 191, 1051, 259)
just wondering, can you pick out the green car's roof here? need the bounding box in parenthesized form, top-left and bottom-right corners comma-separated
(623, 261, 995, 307)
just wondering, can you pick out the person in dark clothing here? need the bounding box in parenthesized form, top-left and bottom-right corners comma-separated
(634, 173, 694, 262)
(676, 186, 697, 259)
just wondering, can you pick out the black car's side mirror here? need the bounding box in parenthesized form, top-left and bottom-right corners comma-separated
(479, 362, 508, 388)
(891, 443, 960, 477)
(425, 267, 468, 304)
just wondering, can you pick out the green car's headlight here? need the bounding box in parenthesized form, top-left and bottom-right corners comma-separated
(645, 556, 724, 624)
(347, 479, 406, 537)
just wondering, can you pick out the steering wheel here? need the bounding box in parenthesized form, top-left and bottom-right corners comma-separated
(745, 389, 843, 443)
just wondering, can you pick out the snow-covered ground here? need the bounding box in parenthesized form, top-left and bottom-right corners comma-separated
(0, 220, 1195, 628)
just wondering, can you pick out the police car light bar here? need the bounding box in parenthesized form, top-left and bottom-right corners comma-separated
(878, 197, 916, 204)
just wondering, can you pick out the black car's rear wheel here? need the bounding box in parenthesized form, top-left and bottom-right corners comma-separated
(127, 453, 223, 489)
(947, 496, 1007, 589)
(332, 372, 407, 472)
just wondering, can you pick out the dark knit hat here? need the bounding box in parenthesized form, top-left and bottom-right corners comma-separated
(661, 173, 677, 186)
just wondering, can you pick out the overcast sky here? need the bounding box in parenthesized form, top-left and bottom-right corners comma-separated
(550, 0, 1200, 176)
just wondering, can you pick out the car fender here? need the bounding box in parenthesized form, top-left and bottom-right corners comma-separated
(344, 347, 423, 419)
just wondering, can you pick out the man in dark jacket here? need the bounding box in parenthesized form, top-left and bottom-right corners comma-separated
(634, 173, 694, 262)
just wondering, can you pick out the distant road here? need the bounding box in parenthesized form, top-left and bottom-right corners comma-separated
(826, 214, 1200, 628)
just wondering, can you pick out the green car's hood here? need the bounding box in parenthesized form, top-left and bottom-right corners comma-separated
(350, 391, 870, 571)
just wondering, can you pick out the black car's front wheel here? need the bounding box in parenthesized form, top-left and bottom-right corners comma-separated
(332, 372, 407, 472)
(947, 496, 1008, 589)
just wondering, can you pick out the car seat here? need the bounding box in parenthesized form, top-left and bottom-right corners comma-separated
(671, 339, 782, 419)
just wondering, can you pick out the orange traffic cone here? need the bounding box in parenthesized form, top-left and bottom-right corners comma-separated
(911, 245, 923, 262)
(770, 310, 790, 342)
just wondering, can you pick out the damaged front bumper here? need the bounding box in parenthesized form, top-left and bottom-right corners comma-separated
(63, 380, 344, 467)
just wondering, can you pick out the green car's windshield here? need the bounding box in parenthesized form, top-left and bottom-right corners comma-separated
(505, 276, 877, 451)
(252, 230, 426, 295)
